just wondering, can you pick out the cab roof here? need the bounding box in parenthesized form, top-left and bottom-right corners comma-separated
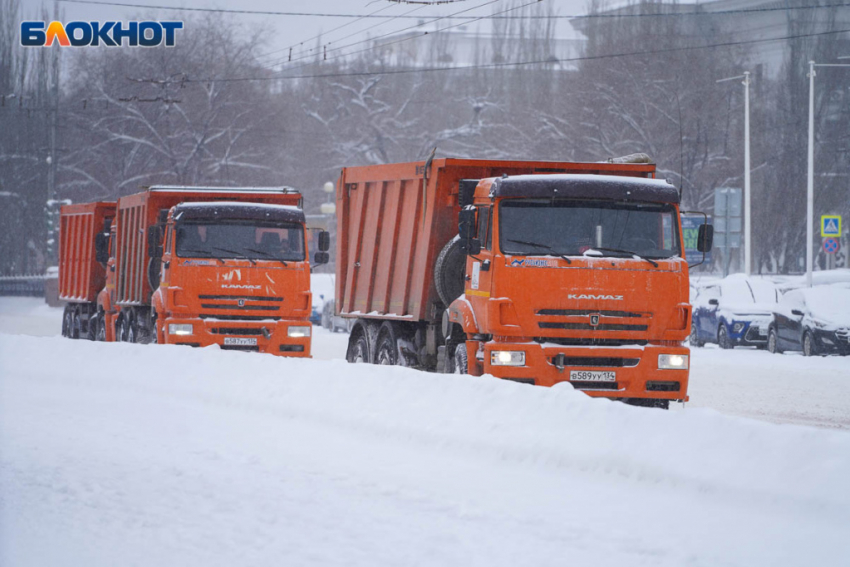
(172, 201, 305, 224)
(487, 174, 680, 204)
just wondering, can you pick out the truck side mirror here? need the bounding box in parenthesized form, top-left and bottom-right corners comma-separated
(697, 224, 714, 253)
(95, 233, 110, 264)
(318, 230, 330, 252)
(147, 225, 163, 258)
(314, 252, 329, 265)
(458, 208, 481, 256)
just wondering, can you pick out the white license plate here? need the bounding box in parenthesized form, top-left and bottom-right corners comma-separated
(570, 370, 616, 382)
(224, 337, 257, 346)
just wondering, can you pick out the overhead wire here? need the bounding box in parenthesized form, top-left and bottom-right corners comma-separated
(53, 0, 850, 19)
(176, 27, 850, 84)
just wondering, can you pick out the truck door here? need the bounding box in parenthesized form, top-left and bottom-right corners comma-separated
(468, 206, 493, 295)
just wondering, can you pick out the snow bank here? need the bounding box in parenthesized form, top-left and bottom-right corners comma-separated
(2, 334, 849, 566)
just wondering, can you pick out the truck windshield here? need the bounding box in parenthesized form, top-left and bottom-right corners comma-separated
(175, 222, 305, 261)
(499, 199, 680, 259)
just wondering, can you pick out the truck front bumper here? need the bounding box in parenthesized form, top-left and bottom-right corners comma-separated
(162, 317, 311, 357)
(482, 342, 689, 402)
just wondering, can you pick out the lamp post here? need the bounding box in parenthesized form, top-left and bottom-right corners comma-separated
(806, 59, 850, 287)
(717, 71, 751, 275)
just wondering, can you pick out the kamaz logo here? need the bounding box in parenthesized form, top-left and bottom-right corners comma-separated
(568, 294, 624, 300)
(222, 284, 260, 290)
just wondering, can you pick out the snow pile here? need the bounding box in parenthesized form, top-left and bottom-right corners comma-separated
(2, 334, 849, 566)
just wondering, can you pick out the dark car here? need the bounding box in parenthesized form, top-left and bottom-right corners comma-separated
(691, 275, 779, 349)
(768, 286, 850, 356)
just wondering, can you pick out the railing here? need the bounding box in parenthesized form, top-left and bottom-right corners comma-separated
(0, 274, 49, 297)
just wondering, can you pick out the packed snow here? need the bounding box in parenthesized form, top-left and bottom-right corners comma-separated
(1, 295, 850, 565)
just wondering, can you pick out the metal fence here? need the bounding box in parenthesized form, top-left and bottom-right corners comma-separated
(0, 274, 48, 297)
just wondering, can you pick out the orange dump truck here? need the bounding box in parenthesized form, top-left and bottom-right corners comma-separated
(58, 201, 117, 339)
(61, 186, 329, 356)
(335, 158, 712, 408)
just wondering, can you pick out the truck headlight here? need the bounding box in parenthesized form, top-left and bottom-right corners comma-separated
(168, 324, 193, 336)
(288, 326, 311, 338)
(490, 351, 525, 366)
(658, 354, 688, 370)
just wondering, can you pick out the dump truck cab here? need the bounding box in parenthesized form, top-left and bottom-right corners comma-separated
(151, 201, 320, 356)
(445, 174, 692, 407)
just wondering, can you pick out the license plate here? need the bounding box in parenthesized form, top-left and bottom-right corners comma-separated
(570, 370, 616, 382)
(224, 337, 257, 346)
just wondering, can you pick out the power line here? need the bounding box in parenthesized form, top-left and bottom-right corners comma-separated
(255, 2, 429, 63)
(54, 0, 850, 20)
(177, 27, 850, 84)
(261, 0, 505, 70)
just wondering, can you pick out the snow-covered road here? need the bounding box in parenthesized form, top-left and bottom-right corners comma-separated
(2, 332, 849, 566)
(3, 297, 848, 429)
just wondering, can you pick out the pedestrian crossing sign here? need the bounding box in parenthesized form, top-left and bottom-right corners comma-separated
(821, 215, 841, 237)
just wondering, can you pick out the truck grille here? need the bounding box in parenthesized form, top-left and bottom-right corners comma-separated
(199, 314, 281, 321)
(539, 322, 648, 331)
(210, 327, 265, 335)
(199, 294, 283, 302)
(549, 356, 639, 368)
(537, 309, 649, 332)
(569, 381, 620, 390)
(535, 337, 647, 347)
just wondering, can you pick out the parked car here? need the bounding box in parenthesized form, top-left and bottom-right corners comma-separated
(767, 285, 850, 356)
(691, 275, 779, 349)
(321, 299, 352, 333)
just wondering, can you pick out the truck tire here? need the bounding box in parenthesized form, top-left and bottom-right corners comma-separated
(375, 334, 398, 365)
(70, 307, 81, 339)
(94, 313, 106, 342)
(86, 309, 97, 341)
(434, 237, 466, 307)
(62, 305, 72, 337)
(452, 342, 468, 374)
(346, 325, 371, 363)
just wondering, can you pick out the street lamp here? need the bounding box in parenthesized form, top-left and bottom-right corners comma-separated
(717, 71, 752, 275)
(806, 59, 850, 287)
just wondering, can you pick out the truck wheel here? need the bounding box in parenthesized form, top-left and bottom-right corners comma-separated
(375, 323, 400, 366)
(62, 306, 73, 337)
(434, 237, 466, 307)
(346, 327, 371, 363)
(95, 313, 106, 342)
(70, 307, 81, 339)
(375, 335, 398, 365)
(86, 310, 97, 341)
(717, 325, 732, 349)
(452, 343, 468, 374)
(690, 322, 704, 347)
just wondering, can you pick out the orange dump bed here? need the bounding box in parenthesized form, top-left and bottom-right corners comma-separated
(336, 158, 656, 323)
(59, 202, 116, 302)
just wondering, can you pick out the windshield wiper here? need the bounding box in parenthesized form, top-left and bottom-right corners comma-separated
(244, 247, 288, 267)
(212, 246, 256, 266)
(583, 247, 658, 268)
(505, 238, 571, 264)
(180, 249, 225, 265)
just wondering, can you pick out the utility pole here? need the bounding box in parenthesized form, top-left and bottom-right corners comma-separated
(717, 71, 751, 275)
(807, 59, 850, 287)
